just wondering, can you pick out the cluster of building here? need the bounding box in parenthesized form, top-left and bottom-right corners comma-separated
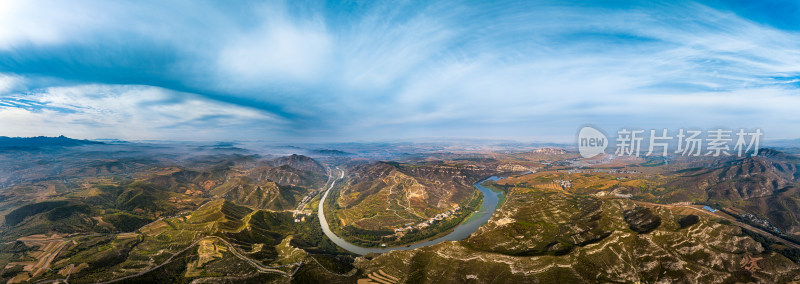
(293, 190, 319, 217)
(297, 194, 314, 207)
(741, 213, 781, 233)
(591, 168, 640, 174)
(497, 164, 533, 172)
(394, 205, 461, 233)
(552, 179, 572, 189)
(393, 226, 412, 234)
(555, 168, 641, 181)
(556, 167, 641, 175)
(292, 211, 313, 222)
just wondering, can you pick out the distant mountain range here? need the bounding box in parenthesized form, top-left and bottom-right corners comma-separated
(0, 135, 101, 148)
(1, 139, 799, 283)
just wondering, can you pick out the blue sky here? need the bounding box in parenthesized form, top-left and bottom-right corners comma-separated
(0, 0, 798, 142)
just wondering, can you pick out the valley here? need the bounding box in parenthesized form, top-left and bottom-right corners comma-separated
(3, 1, 797, 282)
(0, 138, 799, 283)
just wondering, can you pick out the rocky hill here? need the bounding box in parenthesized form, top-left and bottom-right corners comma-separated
(357, 185, 800, 283)
(250, 164, 326, 189)
(678, 149, 797, 201)
(267, 154, 326, 175)
(669, 149, 800, 234)
(208, 155, 327, 211)
(210, 177, 301, 211)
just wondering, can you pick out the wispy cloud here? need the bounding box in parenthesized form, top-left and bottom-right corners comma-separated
(0, 0, 798, 141)
(0, 84, 281, 140)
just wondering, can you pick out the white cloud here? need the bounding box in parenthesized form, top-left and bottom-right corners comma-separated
(0, 0, 111, 49)
(326, 2, 800, 140)
(0, 84, 283, 140)
(1, 1, 799, 141)
(217, 8, 332, 83)
(0, 74, 23, 94)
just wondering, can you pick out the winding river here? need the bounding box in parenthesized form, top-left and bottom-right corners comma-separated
(318, 170, 504, 255)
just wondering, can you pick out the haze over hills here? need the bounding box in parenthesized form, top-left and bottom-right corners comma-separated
(2, 0, 800, 282)
(0, 137, 799, 283)
(0, 136, 102, 148)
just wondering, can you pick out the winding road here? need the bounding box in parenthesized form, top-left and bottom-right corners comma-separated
(318, 171, 504, 255)
(92, 236, 299, 284)
(38, 167, 502, 282)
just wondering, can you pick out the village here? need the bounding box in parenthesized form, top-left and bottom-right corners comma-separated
(741, 213, 782, 234)
(392, 205, 462, 235)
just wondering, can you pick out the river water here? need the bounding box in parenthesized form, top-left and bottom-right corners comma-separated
(318, 175, 504, 255)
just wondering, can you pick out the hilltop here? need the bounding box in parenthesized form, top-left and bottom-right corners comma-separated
(0, 143, 799, 283)
(323, 160, 495, 247)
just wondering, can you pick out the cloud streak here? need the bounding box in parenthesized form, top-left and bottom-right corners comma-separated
(0, 84, 281, 140)
(0, 0, 798, 142)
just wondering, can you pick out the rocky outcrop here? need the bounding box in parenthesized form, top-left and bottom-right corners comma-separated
(678, 214, 700, 228)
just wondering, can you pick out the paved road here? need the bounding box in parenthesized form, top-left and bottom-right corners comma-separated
(34, 264, 73, 284)
(633, 200, 800, 250)
(318, 172, 504, 255)
(294, 167, 336, 214)
(35, 173, 321, 284)
(206, 236, 299, 275)
(92, 236, 298, 284)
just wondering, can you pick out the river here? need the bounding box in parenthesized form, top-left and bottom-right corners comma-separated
(318, 173, 504, 255)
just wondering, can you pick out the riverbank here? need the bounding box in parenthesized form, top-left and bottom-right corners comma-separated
(319, 175, 505, 255)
